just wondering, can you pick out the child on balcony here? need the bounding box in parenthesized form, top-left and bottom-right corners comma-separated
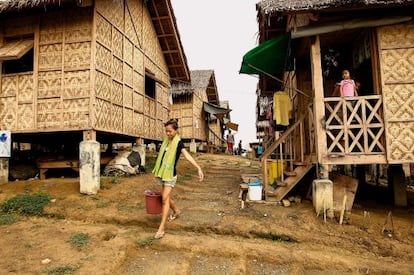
(339, 69, 358, 97)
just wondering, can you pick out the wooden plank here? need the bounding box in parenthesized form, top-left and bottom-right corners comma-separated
(272, 164, 313, 201)
(310, 35, 327, 169)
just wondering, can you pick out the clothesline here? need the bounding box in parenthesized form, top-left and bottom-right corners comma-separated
(245, 63, 311, 98)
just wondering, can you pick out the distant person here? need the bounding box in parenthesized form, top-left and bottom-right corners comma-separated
(152, 118, 204, 239)
(257, 144, 263, 158)
(238, 140, 242, 155)
(339, 69, 358, 97)
(226, 130, 234, 155)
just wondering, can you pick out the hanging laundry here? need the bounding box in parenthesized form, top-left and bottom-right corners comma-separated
(273, 91, 292, 126)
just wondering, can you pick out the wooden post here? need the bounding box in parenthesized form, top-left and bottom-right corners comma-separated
(310, 35, 327, 168)
(83, 130, 96, 141)
(0, 158, 8, 184)
(387, 164, 407, 207)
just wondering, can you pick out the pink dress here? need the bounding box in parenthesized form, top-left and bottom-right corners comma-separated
(339, 79, 355, 97)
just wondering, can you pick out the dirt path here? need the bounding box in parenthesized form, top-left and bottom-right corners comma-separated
(0, 153, 413, 274)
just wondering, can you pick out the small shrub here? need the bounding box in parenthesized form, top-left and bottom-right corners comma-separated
(43, 264, 79, 275)
(96, 200, 112, 208)
(68, 233, 90, 250)
(0, 212, 17, 225)
(2, 192, 50, 216)
(137, 237, 154, 247)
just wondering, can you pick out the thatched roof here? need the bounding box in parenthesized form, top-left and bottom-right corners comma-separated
(257, 0, 414, 14)
(0, 0, 74, 13)
(171, 70, 220, 104)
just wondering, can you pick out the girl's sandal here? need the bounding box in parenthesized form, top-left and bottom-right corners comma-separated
(168, 211, 181, 222)
(154, 231, 165, 239)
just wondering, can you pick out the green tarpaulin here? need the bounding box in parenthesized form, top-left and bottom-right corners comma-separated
(239, 33, 290, 76)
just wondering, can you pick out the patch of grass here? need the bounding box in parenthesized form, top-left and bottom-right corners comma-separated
(43, 264, 79, 275)
(1, 192, 50, 216)
(117, 204, 137, 212)
(96, 200, 112, 208)
(137, 237, 155, 247)
(68, 233, 90, 250)
(254, 232, 298, 243)
(0, 212, 17, 225)
(110, 175, 120, 184)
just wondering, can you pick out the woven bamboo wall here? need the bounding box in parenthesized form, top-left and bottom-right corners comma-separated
(0, 10, 92, 132)
(378, 22, 414, 163)
(94, 0, 170, 141)
(171, 100, 193, 138)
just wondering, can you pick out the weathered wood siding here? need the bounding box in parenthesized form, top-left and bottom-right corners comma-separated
(93, 0, 170, 141)
(377, 22, 414, 163)
(0, 9, 93, 132)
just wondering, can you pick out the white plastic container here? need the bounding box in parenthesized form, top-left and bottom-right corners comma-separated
(248, 181, 263, 201)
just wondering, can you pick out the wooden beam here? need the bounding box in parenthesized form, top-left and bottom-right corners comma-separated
(310, 35, 327, 166)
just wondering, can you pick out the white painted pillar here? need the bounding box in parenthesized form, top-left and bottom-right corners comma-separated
(189, 139, 197, 153)
(0, 158, 8, 184)
(79, 140, 100, 195)
(133, 144, 146, 166)
(312, 179, 334, 218)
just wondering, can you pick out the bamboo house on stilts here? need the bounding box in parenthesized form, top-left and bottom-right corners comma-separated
(0, 0, 190, 193)
(240, 0, 414, 213)
(171, 70, 234, 153)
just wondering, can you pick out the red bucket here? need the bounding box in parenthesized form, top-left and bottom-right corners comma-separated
(144, 190, 162, 214)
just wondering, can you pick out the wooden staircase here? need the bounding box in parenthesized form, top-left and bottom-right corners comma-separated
(261, 104, 316, 202)
(266, 162, 313, 201)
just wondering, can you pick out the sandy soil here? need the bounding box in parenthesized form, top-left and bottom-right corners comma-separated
(0, 153, 413, 274)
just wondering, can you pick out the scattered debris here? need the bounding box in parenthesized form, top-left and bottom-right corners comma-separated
(41, 258, 51, 265)
(282, 199, 291, 207)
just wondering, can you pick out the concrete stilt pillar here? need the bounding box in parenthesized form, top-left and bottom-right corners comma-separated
(189, 139, 197, 153)
(0, 158, 9, 184)
(132, 144, 146, 167)
(79, 140, 100, 195)
(312, 179, 334, 218)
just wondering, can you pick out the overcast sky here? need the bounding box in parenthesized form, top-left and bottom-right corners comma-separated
(171, 0, 259, 148)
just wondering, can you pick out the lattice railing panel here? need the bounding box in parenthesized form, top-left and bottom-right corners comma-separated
(324, 95, 385, 155)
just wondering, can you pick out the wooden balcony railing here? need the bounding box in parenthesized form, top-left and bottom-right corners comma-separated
(324, 95, 385, 155)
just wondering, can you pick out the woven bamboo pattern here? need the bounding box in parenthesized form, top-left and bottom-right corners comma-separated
(149, 100, 156, 117)
(133, 71, 144, 92)
(112, 28, 123, 58)
(1, 75, 18, 97)
(112, 81, 123, 105)
(38, 71, 62, 98)
(62, 99, 89, 128)
(64, 42, 91, 70)
(378, 23, 414, 163)
(133, 48, 144, 73)
(112, 56, 123, 81)
(96, 14, 112, 48)
(381, 48, 414, 84)
(39, 13, 63, 44)
(124, 38, 133, 65)
(133, 92, 144, 113)
(17, 103, 34, 130)
(95, 71, 111, 101)
(63, 70, 90, 99)
(123, 108, 133, 134)
(378, 22, 414, 49)
(383, 84, 414, 121)
(17, 75, 34, 103)
(144, 97, 150, 115)
(39, 44, 62, 71)
(112, 104, 123, 132)
(64, 9, 92, 43)
(143, 116, 149, 137)
(124, 86, 133, 108)
(150, 118, 156, 139)
(126, 0, 142, 45)
(0, 97, 16, 129)
(387, 122, 414, 162)
(135, 111, 144, 136)
(95, 99, 111, 130)
(37, 98, 61, 129)
(124, 63, 133, 88)
(96, 43, 111, 74)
